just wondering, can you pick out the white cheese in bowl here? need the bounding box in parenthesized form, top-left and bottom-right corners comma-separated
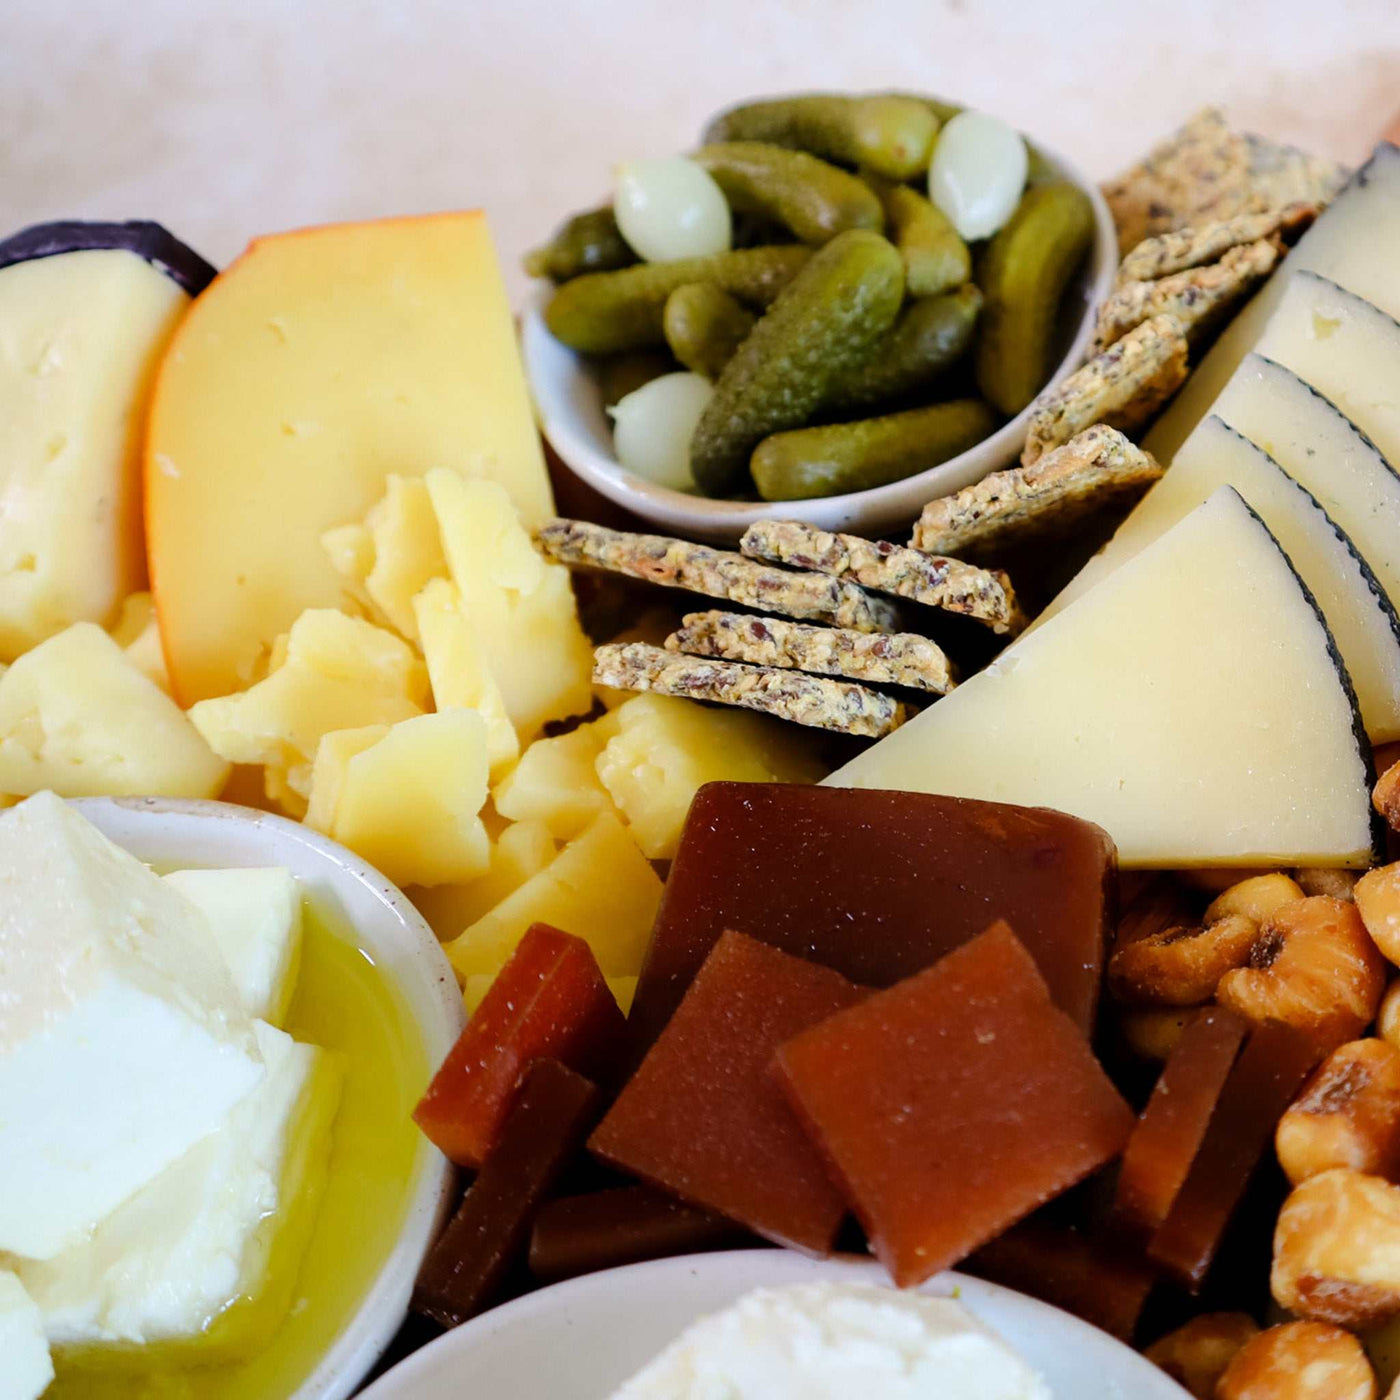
(0, 791, 264, 1261)
(609, 1282, 1051, 1399)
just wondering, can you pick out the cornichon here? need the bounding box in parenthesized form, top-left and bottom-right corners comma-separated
(690, 229, 904, 496)
(597, 350, 678, 409)
(704, 94, 939, 180)
(975, 181, 1095, 416)
(544, 245, 811, 355)
(864, 173, 969, 297)
(694, 143, 884, 245)
(829, 283, 983, 412)
(751, 398, 999, 500)
(524, 207, 636, 282)
(663, 283, 757, 378)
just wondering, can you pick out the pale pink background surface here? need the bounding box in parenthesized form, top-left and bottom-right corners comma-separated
(3, 0, 1399, 303)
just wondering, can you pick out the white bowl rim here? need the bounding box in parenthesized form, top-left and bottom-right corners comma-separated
(358, 1248, 1191, 1398)
(523, 130, 1118, 542)
(70, 794, 466, 1400)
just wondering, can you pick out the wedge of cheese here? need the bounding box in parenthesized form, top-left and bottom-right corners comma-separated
(1214, 353, 1400, 613)
(1253, 271, 1400, 474)
(1040, 416, 1400, 740)
(1145, 142, 1400, 463)
(826, 490, 1379, 868)
(146, 212, 553, 703)
(0, 250, 188, 662)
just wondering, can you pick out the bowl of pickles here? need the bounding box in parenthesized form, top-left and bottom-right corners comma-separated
(521, 91, 1117, 541)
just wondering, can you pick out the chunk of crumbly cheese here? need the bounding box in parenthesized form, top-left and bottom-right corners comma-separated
(609, 1283, 1050, 1400)
(0, 1271, 53, 1400)
(0, 792, 263, 1261)
(0, 621, 228, 800)
(16, 1021, 337, 1350)
(162, 867, 304, 1026)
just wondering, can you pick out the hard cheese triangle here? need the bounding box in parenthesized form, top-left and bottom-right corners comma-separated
(1039, 414, 1400, 740)
(826, 489, 1379, 868)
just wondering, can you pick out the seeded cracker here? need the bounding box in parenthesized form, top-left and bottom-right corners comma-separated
(1025, 316, 1188, 464)
(1103, 107, 1346, 251)
(739, 520, 1020, 634)
(1090, 238, 1280, 354)
(536, 518, 900, 633)
(1115, 202, 1317, 284)
(914, 425, 1162, 557)
(593, 642, 909, 737)
(666, 611, 957, 695)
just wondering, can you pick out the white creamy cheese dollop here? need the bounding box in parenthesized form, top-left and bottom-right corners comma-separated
(609, 1281, 1052, 1399)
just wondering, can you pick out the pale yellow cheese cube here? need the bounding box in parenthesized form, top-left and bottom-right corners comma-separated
(363, 475, 446, 643)
(316, 711, 491, 888)
(425, 469, 593, 741)
(446, 811, 661, 980)
(596, 693, 826, 859)
(409, 819, 557, 941)
(492, 715, 621, 840)
(413, 578, 518, 778)
(0, 622, 228, 799)
(188, 609, 427, 800)
(108, 592, 170, 693)
(304, 725, 388, 835)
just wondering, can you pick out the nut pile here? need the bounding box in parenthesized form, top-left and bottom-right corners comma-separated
(1111, 749, 1400, 1398)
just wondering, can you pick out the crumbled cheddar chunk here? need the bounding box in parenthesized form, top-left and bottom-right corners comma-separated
(596, 692, 826, 859)
(446, 810, 661, 980)
(108, 592, 171, 693)
(413, 577, 518, 778)
(425, 469, 593, 742)
(188, 609, 427, 800)
(308, 711, 490, 888)
(362, 475, 446, 643)
(493, 715, 621, 840)
(0, 623, 227, 799)
(410, 819, 558, 941)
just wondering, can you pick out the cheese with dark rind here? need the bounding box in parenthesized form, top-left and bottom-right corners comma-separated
(0, 219, 216, 295)
(827, 489, 1380, 868)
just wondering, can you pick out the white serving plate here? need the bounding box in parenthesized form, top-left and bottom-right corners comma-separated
(72, 795, 467, 1400)
(523, 136, 1118, 544)
(359, 1249, 1191, 1399)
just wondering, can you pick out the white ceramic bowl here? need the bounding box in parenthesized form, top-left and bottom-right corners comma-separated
(523, 140, 1118, 544)
(359, 1249, 1190, 1399)
(73, 795, 466, 1400)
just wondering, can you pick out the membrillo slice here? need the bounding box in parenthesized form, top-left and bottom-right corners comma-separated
(590, 930, 865, 1253)
(413, 923, 626, 1169)
(412, 1058, 599, 1329)
(630, 782, 1115, 1052)
(1148, 1019, 1317, 1290)
(1113, 1006, 1250, 1242)
(776, 922, 1134, 1287)
(527, 1185, 751, 1283)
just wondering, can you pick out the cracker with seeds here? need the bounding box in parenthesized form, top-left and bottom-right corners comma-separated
(1024, 315, 1188, 464)
(739, 520, 1020, 634)
(1090, 237, 1280, 354)
(536, 518, 900, 633)
(1116, 202, 1316, 284)
(593, 642, 909, 737)
(914, 424, 1162, 557)
(667, 611, 957, 695)
(1103, 107, 1346, 251)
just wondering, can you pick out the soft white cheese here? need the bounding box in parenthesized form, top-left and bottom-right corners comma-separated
(163, 867, 304, 1025)
(0, 1272, 52, 1400)
(609, 1283, 1051, 1400)
(15, 1021, 331, 1348)
(0, 792, 263, 1261)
